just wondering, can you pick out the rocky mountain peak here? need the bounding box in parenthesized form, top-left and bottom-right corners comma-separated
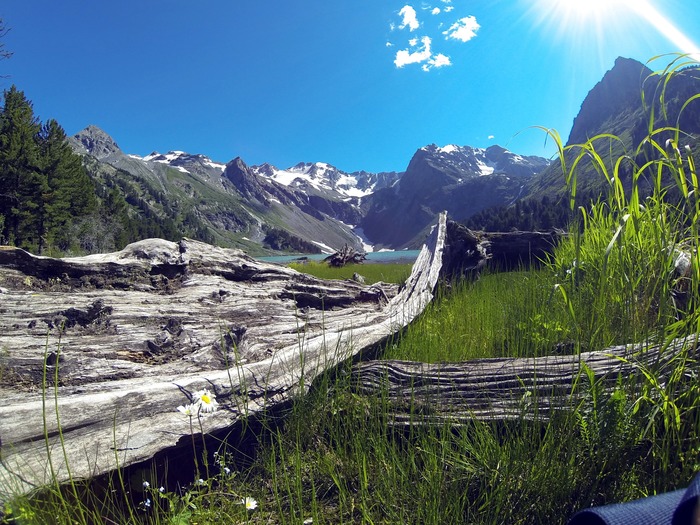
(251, 162, 278, 178)
(568, 57, 654, 145)
(71, 125, 122, 159)
(402, 143, 548, 194)
(224, 157, 269, 202)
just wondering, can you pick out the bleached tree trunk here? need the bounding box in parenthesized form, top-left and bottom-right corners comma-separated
(0, 213, 447, 503)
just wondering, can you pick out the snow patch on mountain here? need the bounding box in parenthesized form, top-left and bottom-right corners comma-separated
(251, 161, 379, 199)
(142, 150, 225, 174)
(476, 159, 495, 176)
(334, 220, 375, 253)
(439, 144, 459, 154)
(204, 160, 226, 172)
(348, 225, 374, 253)
(311, 240, 335, 254)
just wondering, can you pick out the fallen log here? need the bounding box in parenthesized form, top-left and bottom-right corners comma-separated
(324, 244, 366, 267)
(350, 335, 699, 425)
(0, 212, 447, 504)
(441, 222, 565, 279)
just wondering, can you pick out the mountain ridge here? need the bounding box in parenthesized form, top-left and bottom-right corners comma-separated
(70, 124, 547, 253)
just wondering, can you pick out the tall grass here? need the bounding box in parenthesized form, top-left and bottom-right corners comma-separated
(384, 269, 572, 362)
(4, 56, 700, 524)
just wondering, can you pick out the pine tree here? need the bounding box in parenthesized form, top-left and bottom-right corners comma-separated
(37, 119, 96, 252)
(0, 85, 43, 248)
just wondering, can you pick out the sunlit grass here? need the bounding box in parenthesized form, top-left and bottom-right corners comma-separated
(288, 260, 413, 285)
(384, 270, 572, 362)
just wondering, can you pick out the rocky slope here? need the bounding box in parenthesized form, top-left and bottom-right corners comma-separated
(526, 57, 700, 199)
(361, 144, 549, 248)
(70, 127, 369, 254)
(70, 125, 547, 252)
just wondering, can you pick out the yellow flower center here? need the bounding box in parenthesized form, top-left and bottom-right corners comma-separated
(201, 394, 211, 404)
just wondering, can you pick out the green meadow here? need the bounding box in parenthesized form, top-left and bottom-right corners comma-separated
(287, 260, 414, 286)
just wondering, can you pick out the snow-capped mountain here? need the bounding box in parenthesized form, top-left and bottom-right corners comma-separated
(142, 151, 227, 175)
(398, 144, 549, 194)
(66, 57, 700, 253)
(251, 162, 401, 200)
(70, 125, 549, 253)
(360, 144, 550, 249)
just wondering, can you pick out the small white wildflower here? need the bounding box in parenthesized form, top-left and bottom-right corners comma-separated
(177, 404, 196, 416)
(196, 478, 205, 486)
(193, 389, 219, 413)
(223, 467, 231, 475)
(142, 481, 150, 489)
(159, 486, 165, 493)
(241, 496, 258, 510)
(144, 498, 151, 508)
(303, 518, 314, 524)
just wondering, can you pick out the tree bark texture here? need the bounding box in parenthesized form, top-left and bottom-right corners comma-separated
(350, 335, 699, 425)
(0, 213, 446, 503)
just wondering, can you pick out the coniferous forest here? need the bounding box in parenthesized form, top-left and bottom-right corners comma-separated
(0, 85, 215, 255)
(0, 86, 95, 254)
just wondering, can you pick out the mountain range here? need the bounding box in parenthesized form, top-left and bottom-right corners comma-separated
(68, 56, 700, 255)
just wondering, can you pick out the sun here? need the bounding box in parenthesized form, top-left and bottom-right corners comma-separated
(551, 0, 627, 20)
(530, 0, 632, 41)
(529, 0, 700, 62)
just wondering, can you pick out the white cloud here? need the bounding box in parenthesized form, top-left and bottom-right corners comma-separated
(386, 41, 394, 47)
(394, 36, 433, 67)
(431, 7, 441, 15)
(409, 37, 418, 46)
(394, 36, 451, 71)
(426, 53, 452, 70)
(444, 6, 454, 12)
(488, 135, 495, 140)
(443, 16, 480, 42)
(398, 5, 420, 31)
(441, 0, 452, 3)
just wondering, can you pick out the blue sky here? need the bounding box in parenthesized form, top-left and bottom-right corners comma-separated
(2, 1, 699, 173)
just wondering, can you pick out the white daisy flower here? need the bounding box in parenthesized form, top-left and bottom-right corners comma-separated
(193, 389, 219, 413)
(241, 496, 258, 510)
(177, 404, 196, 416)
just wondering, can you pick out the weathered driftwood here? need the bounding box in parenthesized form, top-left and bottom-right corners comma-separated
(324, 244, 366, 267)
(0, 213, 447, 503)
(441, 221, 565, 279)
(350, 335, 699, 425)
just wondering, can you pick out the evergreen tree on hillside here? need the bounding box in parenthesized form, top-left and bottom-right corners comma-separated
(37, 119, 96, 251)
(0, 86, 97, 253)
(0, 85, 43, 248)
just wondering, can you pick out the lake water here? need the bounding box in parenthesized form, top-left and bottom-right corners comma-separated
(257, 249, 421, 265)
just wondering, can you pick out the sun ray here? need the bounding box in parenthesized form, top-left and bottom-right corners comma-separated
(628, 0, 700, 61)
(529, 0, 700, 63)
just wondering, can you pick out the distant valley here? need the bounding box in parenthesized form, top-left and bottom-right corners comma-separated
(69, 125, 550, 255)
(3, 56, 699, 256)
